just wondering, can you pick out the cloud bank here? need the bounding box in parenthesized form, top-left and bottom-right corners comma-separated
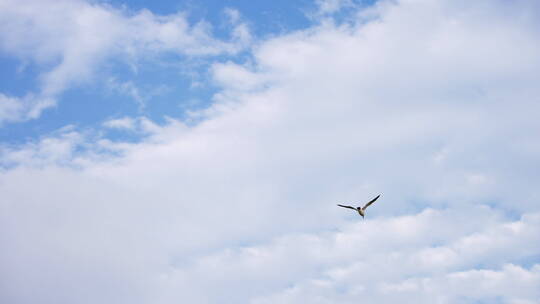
(1, 0, 539, 303)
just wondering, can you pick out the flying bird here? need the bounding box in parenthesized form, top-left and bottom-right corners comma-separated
(337, 194, 381, 218)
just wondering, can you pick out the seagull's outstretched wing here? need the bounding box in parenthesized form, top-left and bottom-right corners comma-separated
(337, 204, 357, 210)
(362, 194, 381, 210)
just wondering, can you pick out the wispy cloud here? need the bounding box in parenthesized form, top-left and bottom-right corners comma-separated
(103, 116, 137, 130)
(0, 0, 252, 123)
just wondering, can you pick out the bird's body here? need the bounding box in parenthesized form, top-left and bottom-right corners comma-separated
(337, 195, 381, 218)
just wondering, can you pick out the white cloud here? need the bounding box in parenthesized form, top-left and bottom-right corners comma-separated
(314, 0, 355, 16)
(0, 0, 252, 123)
(0, 125, 85, 167)
(106, 78, 146, 108)
(248, 211, 540, 303)
(224, 8, 252, 45)
(0, 93, 24, 123)
(103, 117, 137, 130)
(1, 0, 540, 303)
(0, 93, 55, 124)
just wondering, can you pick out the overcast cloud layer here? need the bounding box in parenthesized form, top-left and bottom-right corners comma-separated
(1, 0, 540, 303)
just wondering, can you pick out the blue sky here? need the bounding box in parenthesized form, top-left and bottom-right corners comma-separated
(0, 0, 320, 144)
(1, 0, 540, 303)
(0, 0, 381, 146)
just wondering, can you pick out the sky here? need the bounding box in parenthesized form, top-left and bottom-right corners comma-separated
(1, 0, 539, 303)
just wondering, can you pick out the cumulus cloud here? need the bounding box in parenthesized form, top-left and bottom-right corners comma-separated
(248, 211, 540, 304)
(1, 0, 540, 303)
(0, 0, 251, 123)
(254, 263, 540, 304)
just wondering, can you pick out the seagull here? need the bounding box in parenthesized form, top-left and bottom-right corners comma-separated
(337, 195, 381, 218)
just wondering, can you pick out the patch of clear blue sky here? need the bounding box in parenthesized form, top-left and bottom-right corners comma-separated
(0, 0, 376, 145)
